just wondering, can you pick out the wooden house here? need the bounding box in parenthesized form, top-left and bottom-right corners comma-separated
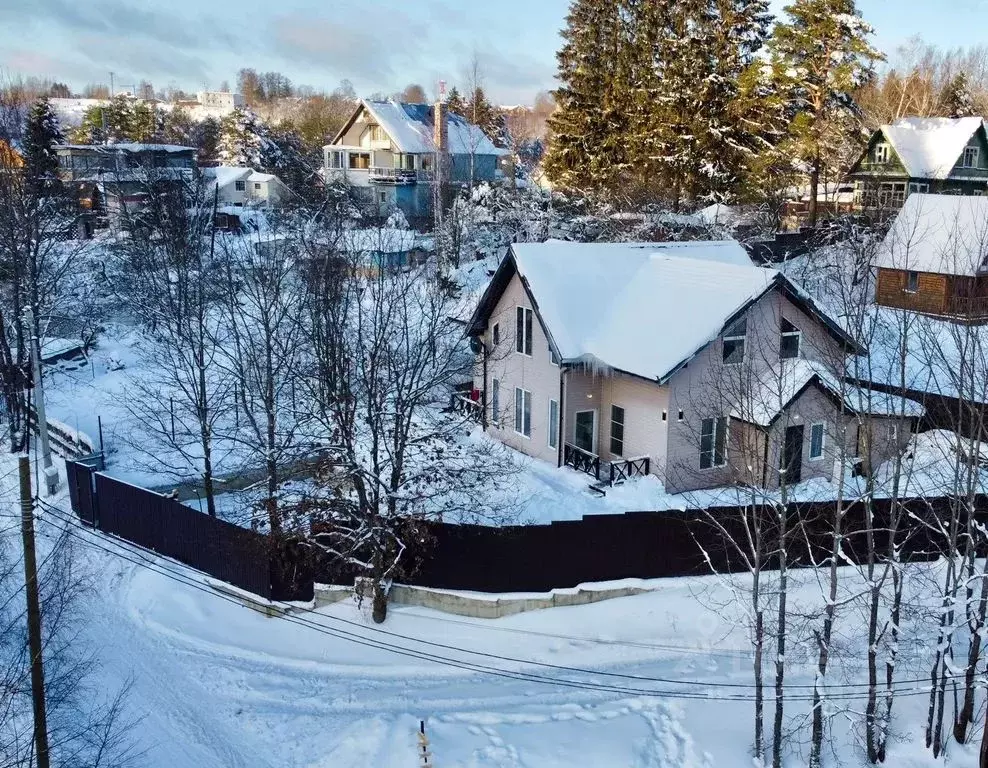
(874, 193, 988, 320)
(847, 117, 988, 214)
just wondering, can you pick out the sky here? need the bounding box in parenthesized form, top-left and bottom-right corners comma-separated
(0, 0, 985, 105)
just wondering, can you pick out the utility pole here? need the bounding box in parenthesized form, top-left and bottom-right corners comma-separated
(24, 307, 58, 495)
(19, 456, 51, 768)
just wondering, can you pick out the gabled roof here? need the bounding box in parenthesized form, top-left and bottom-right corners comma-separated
(329, 99, 507, 156)
(735, 359, 925, 427)
(878, 117, 985, 180)
(876, 193, 988, 276)
(56, 143, 195, 154)
(467, 241, 863, 383)
(202, 166, 251, 189)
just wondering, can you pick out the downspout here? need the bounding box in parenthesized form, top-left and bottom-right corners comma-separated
(481, 338, 489, 431)
(761, 426, 771, 489)
(558, 368, 567, 467)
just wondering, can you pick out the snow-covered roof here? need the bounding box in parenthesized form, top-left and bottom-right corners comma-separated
(738, 359, 925, 427)
(339, 228, 417, 253)
(202, 166, 251, 188)
(876, 193, 988, 276)
(56, 143, 195, 153)
(541, 239, 754, 267)
(880, 117, 985, 180)
(332, 100, 508, 157)
(505, 241, 778, 381)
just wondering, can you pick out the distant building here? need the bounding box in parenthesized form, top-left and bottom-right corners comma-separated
(55, 143, 197, 231)
(203, 166, 291, 209)
(847, 117, 988, 213)
(323, 98, 509, 223)
(873, 193, 988, 321)
(196, 91, 245, 110)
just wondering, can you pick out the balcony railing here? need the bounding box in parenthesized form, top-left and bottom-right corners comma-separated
(609, 456, 651, 485)
(451, 394, 482, 423)
(367, 167, 434, 185)
(945, 295, 988, 319)
(564, 443, 601, 481)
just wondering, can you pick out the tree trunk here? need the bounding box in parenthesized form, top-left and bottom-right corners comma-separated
(773, 506, 788, 768)
(372, 580, 388, 624)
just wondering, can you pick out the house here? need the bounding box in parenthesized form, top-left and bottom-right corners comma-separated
(324, 98, 509, 222)
(339, 228, 426, 274)
(55, 143, 197, 230)
(873, 193, 988, 320)
(847, 117, 988, 213)
(204, 166, 291, 208)
(466, 241, 922, 495)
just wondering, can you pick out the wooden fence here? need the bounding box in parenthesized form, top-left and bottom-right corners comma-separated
(65, 461, 311, 601)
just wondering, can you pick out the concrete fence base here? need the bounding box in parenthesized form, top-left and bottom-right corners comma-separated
(314, 579, 655, 619)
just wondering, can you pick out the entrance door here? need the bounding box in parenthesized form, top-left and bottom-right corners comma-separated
(781, 425, 804, 484)
(574, 411, 596, 454)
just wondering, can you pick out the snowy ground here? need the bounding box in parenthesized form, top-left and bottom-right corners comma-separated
(0, 452, 972, 767)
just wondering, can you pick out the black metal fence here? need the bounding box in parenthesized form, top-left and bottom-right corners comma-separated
(65, 460, 312, 601)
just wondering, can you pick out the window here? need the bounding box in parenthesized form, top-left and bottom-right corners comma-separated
(515, 307, 533, 356)
(254, 182, 262, 191)
(369, 125, 387, 142)
(514, 388, 532, 438)
(876, 182, 906, 207)
(809, 423, 825, 460)
(780, 319, 801, 360)
(349, 152, 371, 169)
(378, 191, 388, 204)
(662, 411, 668, 422)
(906, 271, 919, 293)
(908, 182, 929, 194)
(889, 423, 898, 444)
(491, 379, 500, 425)
(875, 143, 890, 164)
(549, 400, 559, 449)
(678, 410, 684, 422)
(700, 417, 729, 470)
(235, 180, 246, 191)
(328, 150, 343, 169)
(610, 405, 626, 457)
(963, 146, 980, 169)
(722, 317, 747, 365)
(492, 323, 500, 346)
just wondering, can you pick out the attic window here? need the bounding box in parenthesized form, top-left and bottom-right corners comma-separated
(516, 307, 533, 356)
(722, 317, 747, 365)
(235, 180, 246, 191)
(875, 143, 890, 164)
(369, 125, 387, 142)
(963, 146, 980, 169)
(780, 319, 802, 360)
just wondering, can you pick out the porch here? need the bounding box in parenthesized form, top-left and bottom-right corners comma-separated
(562, 443, 651, 487)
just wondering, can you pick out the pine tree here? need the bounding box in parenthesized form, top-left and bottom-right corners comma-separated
(446, 86, 467, 117)
(631, 0, 773, 207)
(769, 0, 883, 226)
(22, 97, 64, 196)
(941, 72, 977, 118)
(217, 108, 269, 167)
(544, 0, 631, 195)
(466, 87, 502, 142)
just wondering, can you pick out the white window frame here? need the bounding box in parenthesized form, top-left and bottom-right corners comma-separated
(491, 379, 500, 426)
(515, 306, 533, 357)
(574, 409, 597, 454)
(963, 146, 980, 169)
(492, 322, 500, 347)
(722, 317, 747, 366)
(875, 143, 890, 164)
(329, 150, 344, 169)
(609, 404, 626, 458)
(548, 399, 559, 450)
(514, 387, 532, 438)
(809, 423, 825, 461)
(908, 182, 929, 194)
(700, 416, 729, 470)
(780, 319, 802, 360)
(254, 182, 262, 191)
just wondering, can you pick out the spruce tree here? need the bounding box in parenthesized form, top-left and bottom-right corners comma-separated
(217, 108, 268, 167)
(544, 0, 630, 195)
(22, 97, 64, 196)
(446, 87, 467, 117)
(941, 72, 977, 118)
(769, 0, 883, 226)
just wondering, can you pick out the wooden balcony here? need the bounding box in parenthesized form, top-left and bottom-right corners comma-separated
(450, 394, 482, 423)
(367, 167, 433, 185)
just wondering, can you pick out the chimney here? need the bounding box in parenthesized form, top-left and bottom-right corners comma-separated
(434, 80, 448, 153)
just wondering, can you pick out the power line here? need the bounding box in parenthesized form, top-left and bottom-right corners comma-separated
(36, 500, 960, 703)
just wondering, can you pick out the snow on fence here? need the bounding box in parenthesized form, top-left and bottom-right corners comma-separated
(27, 410, 97, 459)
